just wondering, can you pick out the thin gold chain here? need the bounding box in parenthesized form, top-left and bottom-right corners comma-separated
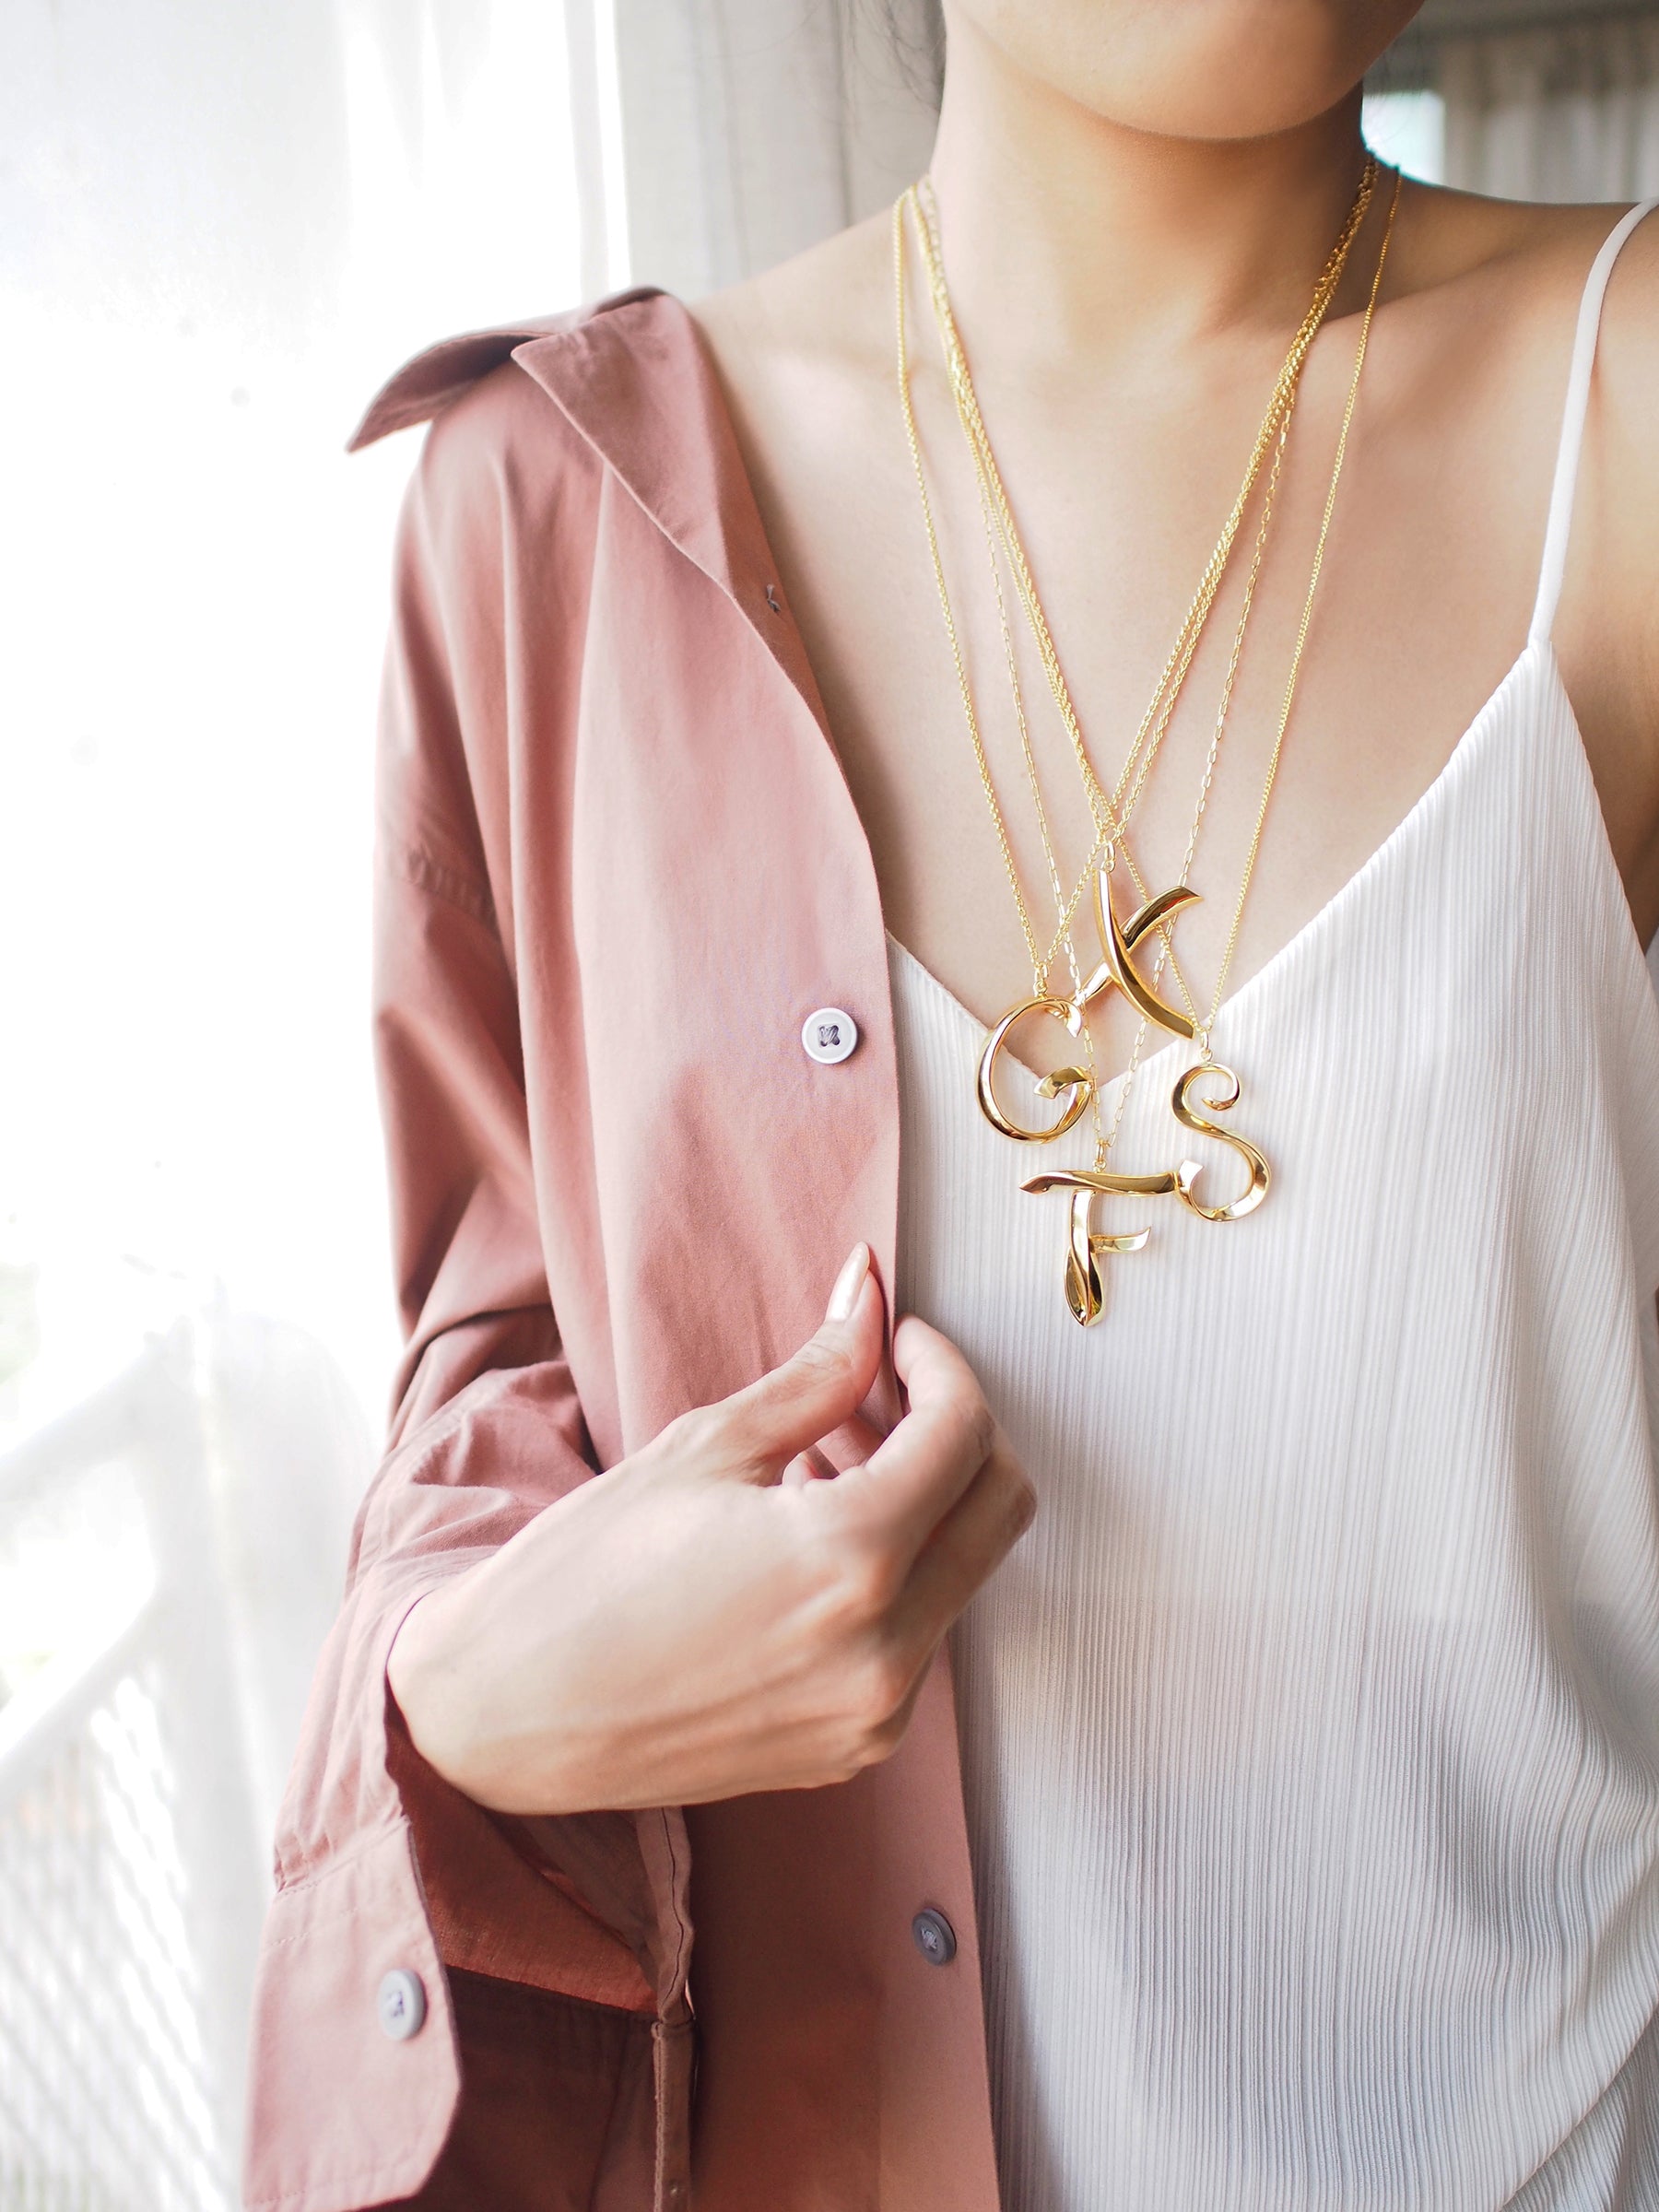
(894, 159, 1402, 1169)
(1108, 169, 1401, 1091)
(970, 343, 1295, 1164)
(890, 186, 1326, 996)
(1095, 406, 1295, 1160)
(1196, 165, 1404, 1054)
(914, 178, 1333, 867)
(909, 159, 1376, 882)
(896, 159, 1378, 1024)
(913, 161, 1374, 845)
(959, 283, 1297, 998)
(970, 451, 1081, 989)
(893, 218, 1051, 980)
(1091, 169, 1399, 1166)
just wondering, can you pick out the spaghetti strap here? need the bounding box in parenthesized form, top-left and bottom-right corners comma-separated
(1528, 197, 1659, 645)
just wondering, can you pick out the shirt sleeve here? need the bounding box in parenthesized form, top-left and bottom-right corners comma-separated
(241, 382, 686, 2212)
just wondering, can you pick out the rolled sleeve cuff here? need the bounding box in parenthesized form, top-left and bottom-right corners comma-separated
(243, 1818, 457, 2212)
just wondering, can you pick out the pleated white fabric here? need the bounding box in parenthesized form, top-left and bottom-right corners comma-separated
(890, 201, 1659, 2211)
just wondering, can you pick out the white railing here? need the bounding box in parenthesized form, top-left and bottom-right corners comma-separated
(0, 1324, 265, 2211)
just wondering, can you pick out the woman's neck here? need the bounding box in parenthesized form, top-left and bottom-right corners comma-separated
(926, 14, 1374, 379)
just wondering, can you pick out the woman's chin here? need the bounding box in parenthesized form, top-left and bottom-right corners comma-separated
(951, 0, 1421, 144)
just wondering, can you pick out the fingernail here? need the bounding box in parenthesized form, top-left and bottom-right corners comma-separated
(826, 1242, 869, 1323)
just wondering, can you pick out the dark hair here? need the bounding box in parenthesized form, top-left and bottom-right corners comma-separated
(863, 0, 947, 112)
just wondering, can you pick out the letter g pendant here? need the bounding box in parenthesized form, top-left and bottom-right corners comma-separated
(974, 875, 1202, 1143)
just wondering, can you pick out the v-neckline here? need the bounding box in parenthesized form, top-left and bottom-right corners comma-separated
(889, 634, 1573, 1092)
(662, 299, 1590, 1081)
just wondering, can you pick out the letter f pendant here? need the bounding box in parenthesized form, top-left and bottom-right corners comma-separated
(1020, 1167, 1180, 1326)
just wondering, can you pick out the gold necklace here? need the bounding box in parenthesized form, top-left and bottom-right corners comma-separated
(924, 224, 1300, 1175)
(896, 161, 1379, 1145)
(910, 160, 1377, 971)
(894, 162, 1403, 1323)
(896, 198, 1294, 1317)
(1026, 169, 1405, 1324)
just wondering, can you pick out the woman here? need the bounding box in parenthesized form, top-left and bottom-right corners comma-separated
(243, 4, 1659, 2208)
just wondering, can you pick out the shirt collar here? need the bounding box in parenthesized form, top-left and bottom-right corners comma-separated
(348, 289, 796, 673)
(512, 293, 777, 624)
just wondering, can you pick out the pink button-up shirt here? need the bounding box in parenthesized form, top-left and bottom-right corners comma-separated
(241, 292, 1001, 2212)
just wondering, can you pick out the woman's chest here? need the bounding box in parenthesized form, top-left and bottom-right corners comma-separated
(695, 287, 1646, 1076)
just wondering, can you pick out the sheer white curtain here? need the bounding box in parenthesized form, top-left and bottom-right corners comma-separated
(1440, 14, 1659, 197)
(609, 0, 939, 296)
(1371, 1, 1659, 197)
(0, 6, 590, 2198)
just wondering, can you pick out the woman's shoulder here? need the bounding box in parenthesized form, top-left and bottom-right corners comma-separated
(1395, 178, 1657, 370)
(1453, 186, 1659, 634)
(1393, 180, 1657, 547)
(687, 212, 892, 424)
(1383, 177, 1653, 337)
(1416, 182, 1659, 848)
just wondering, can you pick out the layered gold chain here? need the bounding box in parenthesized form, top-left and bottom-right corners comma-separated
(900, 157, 1379, 1014)
(891, 159, 1405, 1323)
(905, 175, 1359, 1164)
(1197, 170, 1403, 1048)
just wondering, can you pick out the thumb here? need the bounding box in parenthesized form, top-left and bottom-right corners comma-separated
(719, 1245, 885, 1479)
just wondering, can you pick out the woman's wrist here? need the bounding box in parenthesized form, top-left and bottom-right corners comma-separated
(387, 1568, 593, 1813)
(387, 1582, 484, 1794)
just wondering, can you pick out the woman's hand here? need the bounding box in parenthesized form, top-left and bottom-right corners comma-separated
(386, 1245, 1035, 1814)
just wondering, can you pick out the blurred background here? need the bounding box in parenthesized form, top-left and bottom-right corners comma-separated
(0, 0, 1654, 2203)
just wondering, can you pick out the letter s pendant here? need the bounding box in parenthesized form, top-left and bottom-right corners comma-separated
(1171, 1063, 1270, 1222)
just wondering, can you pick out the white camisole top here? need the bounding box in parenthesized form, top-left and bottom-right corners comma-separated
(891, 201, 1659, 2212)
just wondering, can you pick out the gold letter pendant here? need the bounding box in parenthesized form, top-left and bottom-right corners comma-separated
(973, 877, 1202, 1144)
(1020, 1168, 1180, 1326)
(1020, 1068, 1272, 1324)
(1171, 1063, 1270, 1222)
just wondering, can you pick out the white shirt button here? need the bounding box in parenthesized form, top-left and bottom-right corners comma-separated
(801, 1007, 858, 1065)
(377, 1968, 427, 2041)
